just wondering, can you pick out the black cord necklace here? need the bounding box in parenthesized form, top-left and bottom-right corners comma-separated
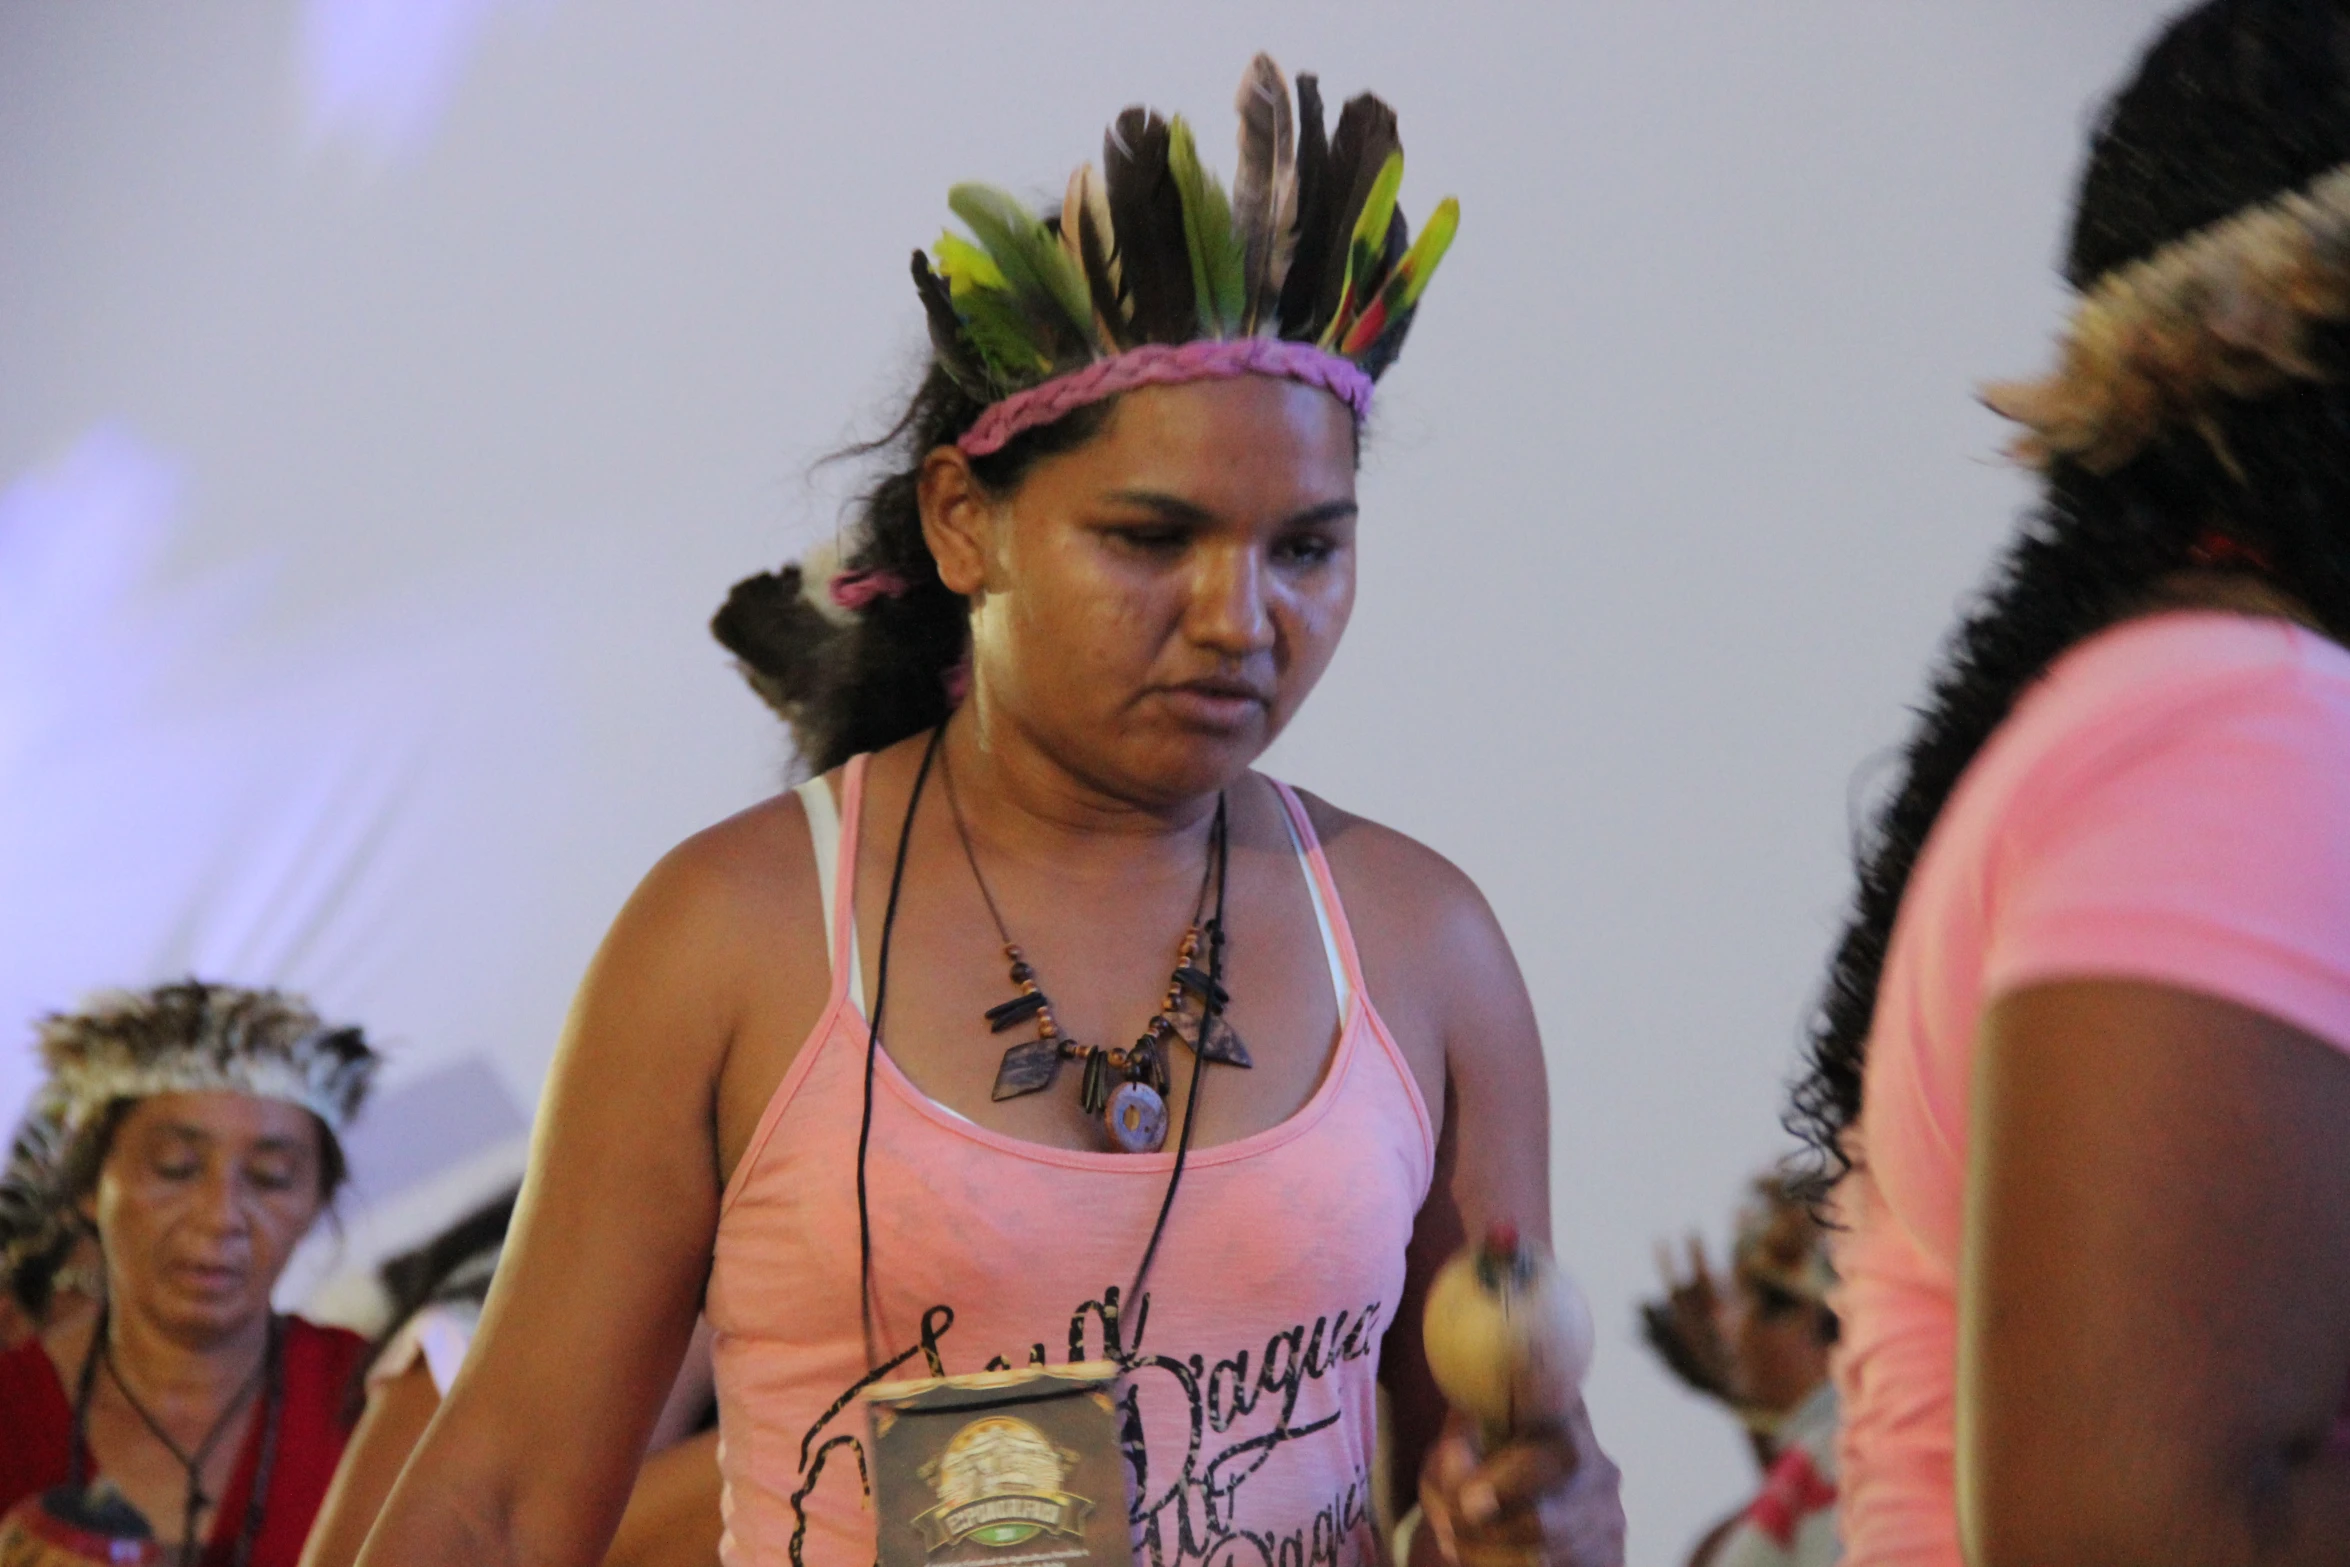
(941, 742, 1245, 1154)
(855, 725, 1236, 1368)
(71, 1303, 285, 1567)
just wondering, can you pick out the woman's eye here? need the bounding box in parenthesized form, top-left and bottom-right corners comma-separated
(246, 1164, 298, 1193)
(1273, 535, 1336, 566)
(1107, 526, 1189, 553)
(153, 1161, 199, 1182)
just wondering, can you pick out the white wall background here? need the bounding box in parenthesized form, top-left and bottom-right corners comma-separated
(0, 2, 2169, 1557)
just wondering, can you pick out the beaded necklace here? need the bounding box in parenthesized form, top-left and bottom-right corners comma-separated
(941, 745, 1247, 1154)
(853, 727, 1237, 1365)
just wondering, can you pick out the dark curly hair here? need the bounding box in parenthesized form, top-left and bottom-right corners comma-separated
(710, 366, 1114, 774)
(1790, 0, 2350, 1188)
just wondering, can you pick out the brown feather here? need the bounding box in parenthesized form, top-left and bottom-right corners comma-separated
(1062, 164, 1127, 350)
(1231, 53, 1296, 334)
(1103, 107, 1197, 344)
(1275, 74, 1333, 337)
(1308, 93, 1401, 337)
(909, 250, 992, 396)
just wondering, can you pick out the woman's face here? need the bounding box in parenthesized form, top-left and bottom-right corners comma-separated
(1723, 1272, 1833, 1417)
(933, 376, 1359, 804)
(87, 1092, 328, 1345)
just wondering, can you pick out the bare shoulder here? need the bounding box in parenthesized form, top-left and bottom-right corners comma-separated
(1280, 785, 1532, 1079)
(574, 781, 833, 1066)
(556, 778, 838, 1184)
(1286, 786, 1507, 954)
(35, 1306, 97, 1394)
(620, 787, 821, 958)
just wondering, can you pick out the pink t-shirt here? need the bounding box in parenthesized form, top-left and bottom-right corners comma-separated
(1831, 611, 2350, 1566)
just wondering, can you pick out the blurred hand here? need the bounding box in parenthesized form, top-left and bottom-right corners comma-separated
(1415, 1402, 1625, 1567)
(1638, 1234, 1736, 1404)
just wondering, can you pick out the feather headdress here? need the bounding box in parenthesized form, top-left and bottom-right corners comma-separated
(913, 55, 1461, 456)
(32, 979, 377, 1138)
(1984, 159, 2350, 474)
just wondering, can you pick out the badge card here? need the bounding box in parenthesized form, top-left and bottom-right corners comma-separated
(862, 1363, 1137, 1567)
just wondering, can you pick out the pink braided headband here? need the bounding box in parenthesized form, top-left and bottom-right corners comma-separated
(956, 338, 1375, 458)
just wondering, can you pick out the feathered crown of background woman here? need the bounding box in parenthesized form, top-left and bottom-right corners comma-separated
(32, 978, 376, 1135)
(916, 53, 1458, 456)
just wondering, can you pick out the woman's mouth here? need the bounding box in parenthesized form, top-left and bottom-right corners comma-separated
(167, 1260, 247, 1296)
(1158, 679, 1271, 731)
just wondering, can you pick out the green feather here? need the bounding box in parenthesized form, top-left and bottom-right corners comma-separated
(957, 287, 1053, 388)
(1340, 195, 1458, 356)
(934, 232, 1047, 388)
(1167, 117, 1245, 336)
(935, 232, 1007, 297)
(947, 184, 1096, 353)
(1389, 195, 1457, 313)
(1319, 151, 1405, 349)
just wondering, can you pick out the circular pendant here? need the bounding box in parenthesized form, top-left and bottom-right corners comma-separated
(1104, 1080, 1169, 1154)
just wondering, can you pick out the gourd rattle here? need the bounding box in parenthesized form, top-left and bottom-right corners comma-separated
(1421, 1223, 1595, 1451)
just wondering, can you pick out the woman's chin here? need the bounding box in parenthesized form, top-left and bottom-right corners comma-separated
(151, 1287, 273, 1345)
(1116, 728, 1273, 803)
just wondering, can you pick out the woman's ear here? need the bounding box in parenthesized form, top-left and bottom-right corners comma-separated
(918, 447, 994, 598)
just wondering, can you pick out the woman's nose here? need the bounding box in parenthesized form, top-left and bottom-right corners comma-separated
(1188, 547, 1274, 656)
(187, 1164, 244, 1232)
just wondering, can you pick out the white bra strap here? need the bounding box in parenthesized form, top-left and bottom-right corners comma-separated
(1273, 788, 1353, 1014)
(794, 776, 868, 1015)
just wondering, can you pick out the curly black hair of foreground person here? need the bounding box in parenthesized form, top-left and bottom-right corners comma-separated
(1792, 0, 2350, 1186)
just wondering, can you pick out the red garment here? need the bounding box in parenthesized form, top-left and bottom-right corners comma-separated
(0, 1316, 366, 1567)
(1743, 1446, 1838, 1549)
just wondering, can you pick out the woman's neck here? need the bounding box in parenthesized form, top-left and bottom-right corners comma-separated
(948, 706, 1227, 883)
(102, 1295, 271, 1419)
(2140, 568, 2327, 634)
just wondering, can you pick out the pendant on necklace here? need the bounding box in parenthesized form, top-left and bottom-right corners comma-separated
(1105, 1079, 1169, 1153)
(987, 946, 1067, 1102)
(1188, 1011, 1254, 1068)
(1099, 1026, 1175, 1152)
(980, 923, 1253, 1149)
(991, 1035, 1064, 1100)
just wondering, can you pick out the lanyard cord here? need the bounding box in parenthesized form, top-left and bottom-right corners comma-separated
(71, 1302, 286, 1567)
(1127, 794, 1227, 1313)
(858, 724, 947, 1370)
(855, 728, 1231, 1371)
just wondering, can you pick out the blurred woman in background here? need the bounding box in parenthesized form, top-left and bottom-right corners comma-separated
(1794, 2, 2350, 1561)
(1642, 1175, 1839, 1567)
(0, 980, 377, 1567)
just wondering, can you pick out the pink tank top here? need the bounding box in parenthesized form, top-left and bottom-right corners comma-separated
(707, 757, 1437, 1567)
(1831, 613, 2350, 1564)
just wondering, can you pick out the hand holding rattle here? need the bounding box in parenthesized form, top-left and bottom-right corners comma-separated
(1421, 1223, 1595, 1451)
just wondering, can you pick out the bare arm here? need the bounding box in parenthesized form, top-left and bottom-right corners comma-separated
(353, 832, 772, 1567)
(1314, 798, 1622, 1567)
(1382, 876, 1555, 1508)
(603, 1430, 723, 1567)
(1406, 971, 1621, 1567)
(1961, 979, 2350, 1567)
(300, 1364, 440, 1567)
